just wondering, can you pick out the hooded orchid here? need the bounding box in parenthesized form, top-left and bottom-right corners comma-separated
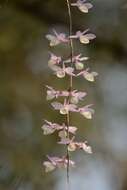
(71, 0, 93, 13)
(46, 29, 69, 46)
(70, 29, 96, 44)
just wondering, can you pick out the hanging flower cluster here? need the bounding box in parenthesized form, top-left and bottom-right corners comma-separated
(43, 0, 98, 173)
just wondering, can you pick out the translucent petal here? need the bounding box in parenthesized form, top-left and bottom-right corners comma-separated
(70, 96, 79, 104)
(46, 94, 55, 100)
(51, 102, 63, 110)
(42, 125, 55, 135)
(48, 59, 56, 66)
(84, 73, 95, 82)
(43, 161, 56, 172)
(82, 111, 92, 119)
(58, 130, 67, 139)
(75, 62, 84, 70)
(60, 107, 68, 115)
(56, 70, 65, 78)
(79, 36, 90, 44)
(68, 126, 77, 134)
(79, 4, 89, 13)
(82, 144, 92, 153)
(84, 33, 96, 40)
(46, 35, 60, 46)
(68, 143, 76, 152)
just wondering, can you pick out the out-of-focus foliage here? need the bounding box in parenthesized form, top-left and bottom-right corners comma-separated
(0, 0, 127, 190)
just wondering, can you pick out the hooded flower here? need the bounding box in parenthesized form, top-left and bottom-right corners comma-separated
(51, 99, 77, 114)
(48, 53, 62, 68)
(46, 29, 69, 46)
(46, 85, 71, 100)
(58, 137, 92, 154)
(50, 64, 75, 78)
(70, 90, 87, 104)
(77, 68, 98, 82)
(71, 0, 93, 13)
(42, 120, 77, 135)
(70, 29, 96, 44)
(46, 86, 86, 104)
(43, 156, 75, 172)
(64, 54, 89, 70)
(78, 104, 94, 119)
(68, 141, 92, 153)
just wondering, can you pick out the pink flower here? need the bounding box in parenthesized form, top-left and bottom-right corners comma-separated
(71, 0, 93, 13)
(58, 137, 92, 154)
(46, 29, 69, 46)
(70, 90, 87, 104)
(77, 68, 98, 82)
(78, 104, 94, 119)
(51, 99, 77, 114)
(46, 85, 72, 100)
(43, 156, 75, 172)
(68, 141, 92, 153)
(46, 86, 86, 103)
(70, 29, 96, 44)
(48, 53, 62, 68)
(64, 54, 89, 70)
(42, 120, 77, 135)
(50, 64, 75, 78)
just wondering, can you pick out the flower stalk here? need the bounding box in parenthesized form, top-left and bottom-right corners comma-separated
(43, 0, 98, 189)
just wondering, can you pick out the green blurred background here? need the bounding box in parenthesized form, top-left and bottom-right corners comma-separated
(0, 0, 127, 190)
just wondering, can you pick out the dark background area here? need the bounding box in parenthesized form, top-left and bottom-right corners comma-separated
(0, 0, 127, 190)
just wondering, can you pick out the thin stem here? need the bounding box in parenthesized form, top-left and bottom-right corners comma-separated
(66, 0, 74, 89)
(66, 0, 74, 189)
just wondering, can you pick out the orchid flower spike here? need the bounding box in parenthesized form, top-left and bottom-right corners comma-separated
(43, 0, 98, 174)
